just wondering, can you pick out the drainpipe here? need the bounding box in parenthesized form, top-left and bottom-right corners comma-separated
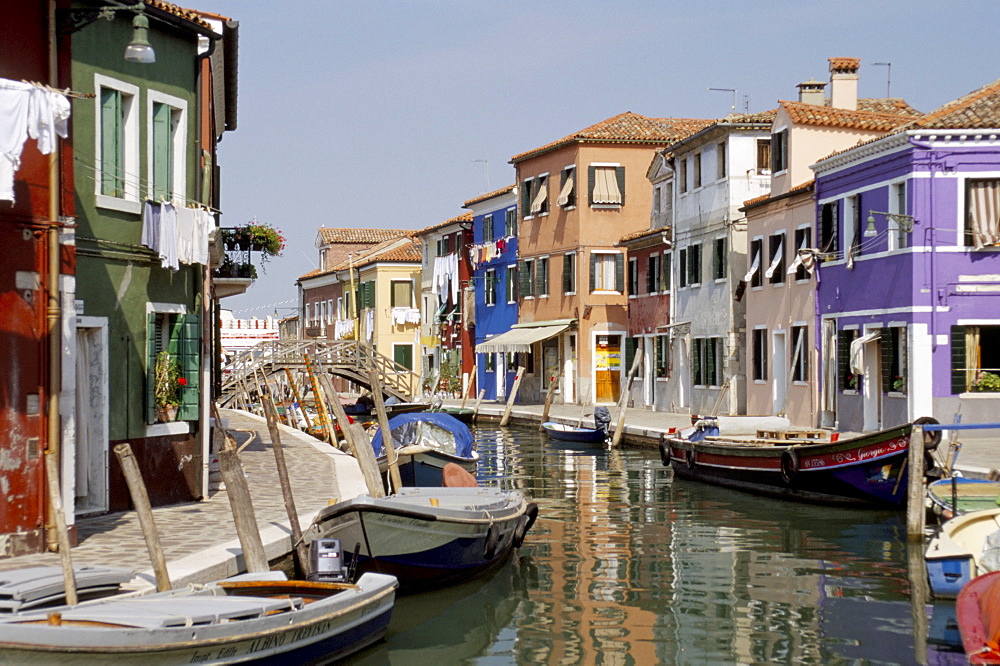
(908, 137, 939, 351)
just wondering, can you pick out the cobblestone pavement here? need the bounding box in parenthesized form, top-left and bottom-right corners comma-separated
(0, 410, 355, 585)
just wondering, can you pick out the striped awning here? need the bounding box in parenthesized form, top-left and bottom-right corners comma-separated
(476, 323, 570, 354)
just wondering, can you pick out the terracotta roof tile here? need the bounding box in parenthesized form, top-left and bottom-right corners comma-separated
(856, 98, 922, 116)
(347, 237, 422, 268)
(618, 228, 667, 245)
(463, 185, 516, 208)
(415, 213, 473, 236)
(511, 112, 715, 163)
(145, 1, 212, 28)
(317, 228, 409, 245)
(828, 57, 860, 72)
(742, 180, 814, 210)
(908, 78, 1000, 129)
(780, 100, 916, 132)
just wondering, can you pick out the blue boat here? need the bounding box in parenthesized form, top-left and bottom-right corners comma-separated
(371, 412, 479, 487)
(926, 507, 1000, 598)
(541, 407, 612, 447)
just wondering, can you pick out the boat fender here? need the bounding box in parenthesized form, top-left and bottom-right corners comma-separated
(913, 416, 942, 451)
(685, 448, 696, 470)
(483, 524, 500, 560)
(513, 503, 539, 548)
(780, 449, 799, 484)
(658, 439, 671, 466)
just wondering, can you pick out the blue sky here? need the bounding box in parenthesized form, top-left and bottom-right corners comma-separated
(202, 1, 1000, 319)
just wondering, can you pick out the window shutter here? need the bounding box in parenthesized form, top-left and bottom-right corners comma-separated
(880, 328, 893, 393)
(563, 254, 572, 293)
(519, 260, 530, 298)
(367, 281, 376, 309)
(100, 89, 122, 197)
(587, 166, 596, 205)
(625, 337, 636, 373)
(837, 329, 852, 390)
(614, 254, 624, 292)
(152, 103, 172, 200)
(176, 314, 201, 421)
(645, 258, 654, 293)
(692, 339, 702, 385)
(951, 325, 967, 394)
(663, 253, 671, 290)
(521, 182, 531, 216)
(590, 254, 597, 292)
(146, 312, 157, 424)
(706, 339, 716, 385)
(616, 167, 626, 205)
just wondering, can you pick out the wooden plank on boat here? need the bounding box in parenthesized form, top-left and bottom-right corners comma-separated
(755, 429, 827, 441)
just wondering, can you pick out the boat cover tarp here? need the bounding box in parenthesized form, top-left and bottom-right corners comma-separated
(371, 412, 474, 459)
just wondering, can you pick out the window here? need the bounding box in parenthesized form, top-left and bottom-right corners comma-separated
(652, 185, 662, 216)
(506, 264, 517, 302)
(837, 329, 860, 391)
(717, 141, 727, 180)
(770, 130, 788, 173)
(557, 166, 576, 208)
(791, 325, 808, 382)
(679, 159, 688, 194)
(766, 233, 785, 285)
(819, 201, 839, 254)
(563, 252, 576, 294)
(756, 139, 771, 174)
(391, 280, 413, 308)
(146, 309, 199, 423)
(505, 208, 517, 236)
(890, 182, 908, 250)
(662, 252, 671, 291)
(436, 238, 446, 257)
(793, 227, 812, 281)
(712, 237, 726, 281)
(485, 269, 497, 306)
(590, 252, 623, 292)
(693, 337, 722, 386)
(628, 257, 639, 296)
(485, 353, 495, 373)
(96, 75, 139, 211)
(589, 165, 625, 206)
(752, 328, 767, 381)
(655, 335, 669, 378)
(687, 243, 702, 286)
(148, 91, 186, 203)
(524, 175, 549, 216)
(678, 247, 688, 288)
(483, 214, 495, 242)
(965, 179, 1000, 249)
(748, 238, 763, 288)
(693, 153, 702, 189)
(951, 325, 1000, 393)
(647, 254, 662, 293)
(537, 257, 549, 296)
(393, 344, 414, 371)
(520, 258, 535, 298)
(882, 326, 907, 394)
(846, 195, 862, 257)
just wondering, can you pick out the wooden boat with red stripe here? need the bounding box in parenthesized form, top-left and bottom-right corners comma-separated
(658, 417, 941, 507)
(958, 570, 1000, 663)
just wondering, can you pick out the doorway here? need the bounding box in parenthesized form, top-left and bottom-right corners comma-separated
(74, 321, 109, 516)
(594, 334, 622, 403)
(772, 331, 787, 416)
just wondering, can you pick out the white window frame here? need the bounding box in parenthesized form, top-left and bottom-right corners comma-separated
(485, 268, 497, 307)
(146, 89, 188, 205)
(888, 179, 909, 251)
(590, 162, 623, 209)
(591, 251, 620, 293)
(94, 73, 140, 214)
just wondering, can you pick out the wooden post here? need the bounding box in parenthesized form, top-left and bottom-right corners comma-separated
(304, 354, 336, 444)
(460, 373, 471, 408)
(499, 366, 525, 427)
(212, 406, 269, 573)
(472, 389, 486, 424)
(906, 423, 926, 541)
(907, 540, 930, 664)
(369, 371, 403, 494)
(320, 373, 385, 498)
(256, 374, 308, 577)
(539, 375, 559, 431)
(44, 451, 78, 605)
(112, 443, 171, 591)
(612, 345, 644, 448)
(284, 368, 312, 430)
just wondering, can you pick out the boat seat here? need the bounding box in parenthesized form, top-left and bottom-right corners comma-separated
(54, 594, 303, 628)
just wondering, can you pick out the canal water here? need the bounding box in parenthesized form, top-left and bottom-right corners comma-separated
(347, 424, 960, 665)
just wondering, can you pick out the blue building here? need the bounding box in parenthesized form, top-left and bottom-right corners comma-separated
(464, 186, 519, 400)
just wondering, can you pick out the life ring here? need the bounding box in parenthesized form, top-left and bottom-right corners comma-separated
(780, 449, 799, 484)
(483, 524, 500, 560)
(512, 503, 539, 549)
(913, 416, 942, 451)
(685, 448, 696, 470)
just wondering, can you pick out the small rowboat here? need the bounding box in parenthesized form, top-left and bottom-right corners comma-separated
(541, 422, 608, 445)
(928, 477, 1000, 519)
(957, 570, 1000, 663)
(926, 507, 1000, 598)
(0, 572, 398, 664)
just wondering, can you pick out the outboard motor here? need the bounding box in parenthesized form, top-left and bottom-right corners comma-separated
(308, 538, 346, 583)
(594, 406, 612, 433)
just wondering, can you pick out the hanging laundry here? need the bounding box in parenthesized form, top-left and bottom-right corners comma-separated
(175, 206, 196, 264)
(0, 79, 71, 203)
(141, 201, 179, 270)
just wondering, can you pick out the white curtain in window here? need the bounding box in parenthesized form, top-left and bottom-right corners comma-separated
(970, 180, 1000, 249)
(967, 327, 981, 390)
(850, 330, 879, 375)
(530, 179, 548, 214)
(743, 250, 760, 282)
(556, 173, 574, 206)
(764, 240, 783, 279)
(592, 167, 622, 204)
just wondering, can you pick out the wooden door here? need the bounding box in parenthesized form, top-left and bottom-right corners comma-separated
(594, 335, 621, 403)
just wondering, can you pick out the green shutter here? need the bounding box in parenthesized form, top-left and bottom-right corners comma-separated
(625, 337, 636, 374)
(692, 339, 702, 385)
(146, 312, 157, 423)
(588, 166, 596, 205)
(706, 339, 716, 385)
(880, 328, 893, 393)
(521, 182, 530, 216)
(951, 325, 967, 394)
(152, 103, 172, 200)
(590, 254, 597, 292)
(176, 314, 201, 421)
(100, 88, 122, 197)
(394, 344, 413, 371)
(663, 253, 671, 290)
(519, 260, 530, 298)
(837, 329, 852, 391)
(367, 281, 376, 309)
(614, 254, 624, 292)
(616, 166, 626, 205)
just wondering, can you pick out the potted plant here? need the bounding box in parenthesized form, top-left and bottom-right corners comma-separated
(241, 220, 285, 258)
(972, 371, 1000, 392)
(154, 350, 185, 422)
(892, 375, 905, 392)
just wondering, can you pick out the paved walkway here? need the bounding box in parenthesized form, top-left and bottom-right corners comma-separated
(0, 403, 993, 590)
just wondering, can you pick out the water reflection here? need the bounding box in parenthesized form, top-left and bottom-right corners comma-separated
(347, 424, 935, 665)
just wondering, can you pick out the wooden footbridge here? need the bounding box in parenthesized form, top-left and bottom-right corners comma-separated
(219, 339, 418, 408)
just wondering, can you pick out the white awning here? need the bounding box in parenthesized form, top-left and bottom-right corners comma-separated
(530, 179, 548, 214)
(476, 323, 570, 354)
(592, 167, 622, 204)
(556, 173, 574, 206)
(743, 250, 760, 282)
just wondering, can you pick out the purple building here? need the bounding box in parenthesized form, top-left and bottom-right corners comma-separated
(812, 79, 1000, 434)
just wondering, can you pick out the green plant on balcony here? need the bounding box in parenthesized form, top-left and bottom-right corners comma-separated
(215, 256, 257, 281)
(892, 375, 905, 392)
(220, 221, 285, 258)
(972, 371, 1000, 392)
(154, 351, 185, 422)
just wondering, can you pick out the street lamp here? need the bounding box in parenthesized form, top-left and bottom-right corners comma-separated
(865, 210, 914, 237)
(59, 4, 156, 64)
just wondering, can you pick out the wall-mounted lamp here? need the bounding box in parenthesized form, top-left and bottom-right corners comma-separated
(59, 4, 156, 64)
(865, 210, 914, 237)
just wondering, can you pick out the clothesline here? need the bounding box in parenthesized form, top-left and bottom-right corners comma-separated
(72, 156, 223, 214)
(19, 80, 95, 100)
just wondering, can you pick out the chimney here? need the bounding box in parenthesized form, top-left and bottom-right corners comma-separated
(797, 79, 827, 106)
(829, 57, 860, 110)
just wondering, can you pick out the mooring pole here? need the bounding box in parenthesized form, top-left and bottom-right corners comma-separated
(499, 366, 525, 427)
(906, 423, 926, 541)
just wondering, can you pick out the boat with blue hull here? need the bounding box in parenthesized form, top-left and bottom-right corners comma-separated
(660, 418, 941, 507)
(304, 487, 538, 592)
(926, 507, 1000, 598)
(541, 407, 611, 447)
(371, 412, 479, 487)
